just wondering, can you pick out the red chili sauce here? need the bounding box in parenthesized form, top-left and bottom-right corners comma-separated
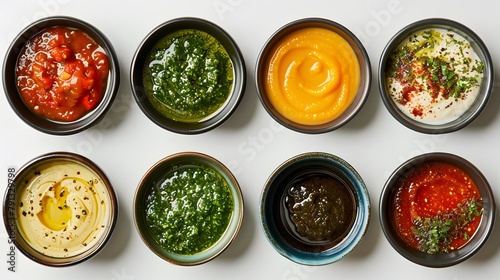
(392, 161, 482, 254)
(16, 26, 109, 122)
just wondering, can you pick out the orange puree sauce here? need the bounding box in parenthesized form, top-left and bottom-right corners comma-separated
(265, 27, 360, 125)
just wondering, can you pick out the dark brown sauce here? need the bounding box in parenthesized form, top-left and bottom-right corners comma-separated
(279, 171, 358, 252)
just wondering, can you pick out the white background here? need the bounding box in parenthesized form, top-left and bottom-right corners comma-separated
(1, 0, 500, 279)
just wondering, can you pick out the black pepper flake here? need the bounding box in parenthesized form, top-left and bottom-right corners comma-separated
(73, 179, 76, 183)
(45, 233, 49, 237)
(49, 186, 53, 191)
(84, 197, 89, 200)
(73, 226, 77, 230)
(34, 170, 41, 176)
(64, 248, 68, 252)
(19, 202, 23, 207)
(22, 211, 27, 217)
(77, 171, 81, 175)
(76, 215, 81, 219)
(60, 190, 65, 197)
(101, 200, 104, 204)
(43, 247, 47, 249)
(58, 206, 63, 210)
(64, 174, 68, 177)
(82, 210, 87, 215)
(30, 200, 33, 204)
(82, 242, 87, 246)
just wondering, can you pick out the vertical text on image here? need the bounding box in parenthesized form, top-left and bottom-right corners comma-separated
(6, 168, 17, 272)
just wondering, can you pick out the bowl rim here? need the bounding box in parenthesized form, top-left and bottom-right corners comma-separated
(379, 152, 496, 267)
(259, 151, 370, 265)
(378, 18, 494, 134)
(255, 17, 372, 134)
(2, 151, 118, 267)
(2, 15, 121, 135)
(133, 151, 244, 266)
(130, 17, 247, 134)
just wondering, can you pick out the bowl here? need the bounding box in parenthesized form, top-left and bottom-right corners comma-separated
(378, 18, 494, 134)
(379, 152, 495, 267)
(2, 152, 118, 267)
(259, 152, 370, 265)
(130, 17, 246, 134)
(133, 152, 244, 265)
(2, 16, 120, 135)
(255, 18, 371, 134)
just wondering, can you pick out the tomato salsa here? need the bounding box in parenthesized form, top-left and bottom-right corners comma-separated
(392, 161, 482, 254)
(16, 26, 109, 122)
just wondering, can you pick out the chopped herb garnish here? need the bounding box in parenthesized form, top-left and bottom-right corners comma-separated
(411, 197, 483, 254)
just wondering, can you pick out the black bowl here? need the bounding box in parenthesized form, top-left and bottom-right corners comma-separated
(378, 18, 494, 134)
(379, 152, 495, 267)
(130, 17, 246, 134)
(255, 18, 371, 134)
(2, 16, 120, 135)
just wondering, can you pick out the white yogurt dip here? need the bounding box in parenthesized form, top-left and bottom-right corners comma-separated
(386, 28, 484, 125)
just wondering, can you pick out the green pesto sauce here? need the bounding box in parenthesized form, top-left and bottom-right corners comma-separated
(143, 29, 234, 122)
(145, 164, 233, 255)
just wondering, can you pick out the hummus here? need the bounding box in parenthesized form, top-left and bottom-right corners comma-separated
(16, 160, 112, 258)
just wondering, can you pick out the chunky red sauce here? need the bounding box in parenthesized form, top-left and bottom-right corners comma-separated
(16, 26, 109, 122)
(392, 161, 482, 254)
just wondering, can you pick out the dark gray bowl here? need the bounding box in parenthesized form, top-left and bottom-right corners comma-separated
(2, 16, 120, 135)
(255, 18, 371, 134)
(130, 17, 246, 134)
(379, 152, 495, 267)
(378, 18, 494, 134)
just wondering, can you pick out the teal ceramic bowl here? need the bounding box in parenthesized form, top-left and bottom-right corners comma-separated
(259, 152, 370, 265)
(133, 152, 244, 265)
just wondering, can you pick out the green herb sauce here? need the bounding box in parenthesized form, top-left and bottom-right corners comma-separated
(145, 164, 233, 255)
(143, 29, 234, 122)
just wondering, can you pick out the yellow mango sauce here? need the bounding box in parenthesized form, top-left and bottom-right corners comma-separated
(265, 27, 360, 125)
(16, 160, 112, 258)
